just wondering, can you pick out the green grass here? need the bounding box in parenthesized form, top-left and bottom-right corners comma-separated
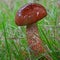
(0, 0, 60, 60)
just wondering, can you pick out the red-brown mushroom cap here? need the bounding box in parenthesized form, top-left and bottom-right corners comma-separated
(15, 3, 47, 26)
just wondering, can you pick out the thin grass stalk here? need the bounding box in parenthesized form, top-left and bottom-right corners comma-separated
(2, 22, 11, 60)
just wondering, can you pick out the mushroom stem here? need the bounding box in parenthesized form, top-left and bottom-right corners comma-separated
(26, 23, 52, 60)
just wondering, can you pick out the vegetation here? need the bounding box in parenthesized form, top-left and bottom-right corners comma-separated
(0, 0, 60, 60)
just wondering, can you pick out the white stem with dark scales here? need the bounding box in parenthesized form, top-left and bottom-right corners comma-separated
(26, 23, 52, 60)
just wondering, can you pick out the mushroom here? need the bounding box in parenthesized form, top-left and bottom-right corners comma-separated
(15, 3, 52, 60)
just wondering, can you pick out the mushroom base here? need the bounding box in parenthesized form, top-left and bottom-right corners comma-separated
(26, 23, 45, 55)
(26, 23, 52, 60)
